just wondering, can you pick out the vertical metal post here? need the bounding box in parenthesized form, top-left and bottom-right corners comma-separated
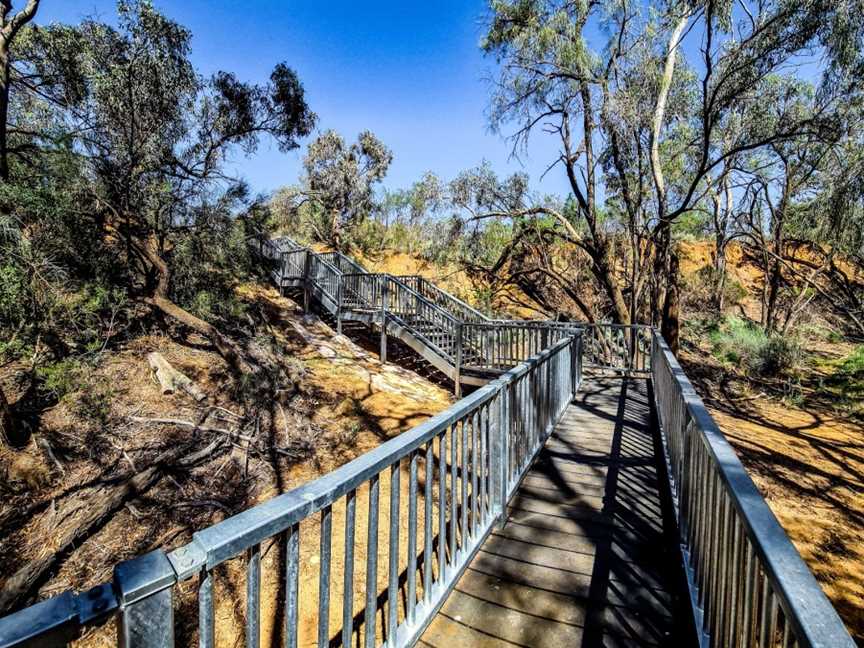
(115, 550, 176, 648)
(577, 335, 583, 391)
(336, 275, 343, 336)
(454, 322, 463, 399)
(302, 252, 311, 313)
(380, 276, 388, 364)
(491, 386, 508, 530)
(247, 544, 261, 648)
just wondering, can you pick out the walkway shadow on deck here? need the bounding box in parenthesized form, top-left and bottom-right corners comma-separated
(420, 378, 694, 648)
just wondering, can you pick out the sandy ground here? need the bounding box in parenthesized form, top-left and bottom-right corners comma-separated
(709, 399, 864, 644)
(0, 284, 455, 647)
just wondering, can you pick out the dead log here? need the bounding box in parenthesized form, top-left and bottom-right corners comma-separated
(146, 352, 206, 401)
(129, 416, 255, 443)
(0, 438, 225, 613)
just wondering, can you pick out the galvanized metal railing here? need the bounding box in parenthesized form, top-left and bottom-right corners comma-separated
(280, 248, 308, 281)
(0, 335, 583, 648)
(583, 322, 653, 375)
(460, 320, 581, 371)
(319, 251, 367, 276)
(651, 332, 855, 648)
(340, 272, 384, 310)
(396, 276, 489, 323)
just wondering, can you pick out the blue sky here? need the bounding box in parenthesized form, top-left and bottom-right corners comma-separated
(35, 1, 570, 197)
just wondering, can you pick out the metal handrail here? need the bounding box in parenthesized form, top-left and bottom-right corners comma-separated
(0, 335, 583, 648)
(583, 323, 652, 375)
(461, 320, 582, 371)
(651, 331, 854, 647)
(402, 276, 490, 323)
(386, 276, 460, 327)
(269, 238, 649, 377)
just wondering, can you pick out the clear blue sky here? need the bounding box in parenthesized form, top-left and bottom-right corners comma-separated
(34, 0, 569, 197)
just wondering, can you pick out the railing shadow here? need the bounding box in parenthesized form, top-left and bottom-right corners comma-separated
(419, 377, 696, 647)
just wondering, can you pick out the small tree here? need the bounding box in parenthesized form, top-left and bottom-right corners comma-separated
(11, 1, 316, 378)
(290, 129, 392, 250)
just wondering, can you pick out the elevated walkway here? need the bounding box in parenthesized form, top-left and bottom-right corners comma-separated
(421, 378, 694, 647)
(0, 239, 854, 648)
(251, 234, 584, 392)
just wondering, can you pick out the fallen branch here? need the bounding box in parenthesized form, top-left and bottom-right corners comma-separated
(129, 416, 255, 443)
(147, 352, 206, 402)
(0, 438, 226, 613)
(173, 499, 231, 513)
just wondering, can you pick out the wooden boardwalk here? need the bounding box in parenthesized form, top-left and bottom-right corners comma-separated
(420, 378, 695, 648)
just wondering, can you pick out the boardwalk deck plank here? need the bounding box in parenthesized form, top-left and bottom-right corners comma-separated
(419, 378, 695, 648)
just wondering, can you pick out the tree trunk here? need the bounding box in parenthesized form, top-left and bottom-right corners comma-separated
(714, 238, 728, 312)
(0, 384, 19, 445)
(661, 248, 681, 354)
(592, 239, 630, 325)
(136, 234, 275, 384)
(652, 221, 672, 326)
(0, 1, 42, 448)
(331, 210, 342, 251)
(0, 50, 10, 183)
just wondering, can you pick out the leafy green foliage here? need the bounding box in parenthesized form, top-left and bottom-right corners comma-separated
(709, 316, 802, 376)
(36, 359, 84, 400)
(169, 216, 252, 322)
(284, 130, 392, 249)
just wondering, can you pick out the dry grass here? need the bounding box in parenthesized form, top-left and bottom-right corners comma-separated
(0, 283, 454, 647)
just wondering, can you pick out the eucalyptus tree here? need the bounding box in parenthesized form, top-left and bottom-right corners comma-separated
(0, 0, 39, 183)
(287, 129, 392, 250)
(0, 0, 39, 443)
(734, 112, 864, 335)
(13, 0, 315, 375)
(480, 0, 864, 346)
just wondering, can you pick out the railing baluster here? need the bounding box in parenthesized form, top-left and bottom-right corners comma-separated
(318, 505, 332, 648)
(768, 592, 780, 648)
(199, 569, 214, 648)
(438, 431, 447, 581)
(247, 543, 261, 648)
(450, 423, 458, 563)
(759, 575, 772, 648)
(471, 409, 479, 537)
(460, 417, 468, 551)
(342, 490, 356, 648)
(479, 404, 487, 524)
(407, 450, 419, 622)
(387, 461, 400, 644)
(285, 523, 300, 648)
(424, 441, 433, 598)
(742, 540, 756, 647)
(728, 515, 741, 647)
(365, 476, 380, 648)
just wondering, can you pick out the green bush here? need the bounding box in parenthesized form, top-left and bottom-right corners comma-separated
(170, 218, 251, 322)
(0, 263, 29, 326)
(709, 317, 801, 376)
(752, 336, 802, 375)
(75, 378, 115, 426)
(36, 359, 85, 400)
